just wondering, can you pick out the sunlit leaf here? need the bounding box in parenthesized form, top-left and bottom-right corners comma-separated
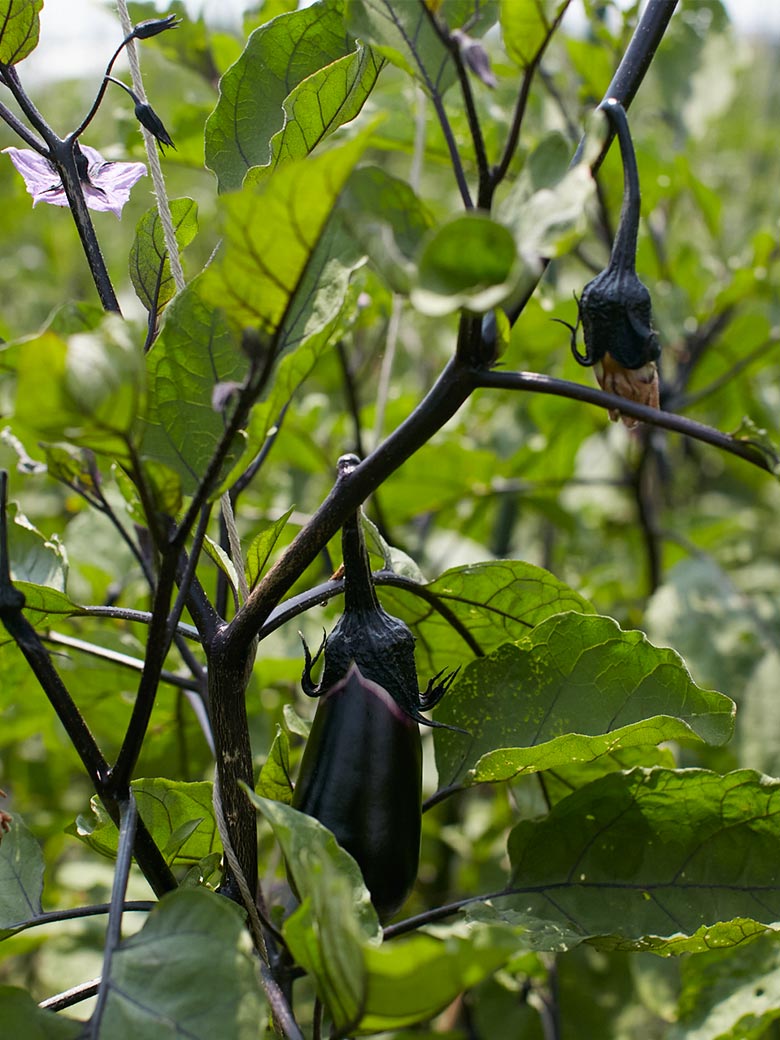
(261, 43, 383, 172)
(245, 507, 294, 590)
(412, 213, 524, 316)
(71, 779, 221, 866)
(255, 726, 293, 804)
(0, 0, 44, 66)
(378, 559, 594, 675)
(202, 132, 370, 346)
(249, 793, 379, 1033)
(434, 613, 734, 786)
(358, 925, 519, 1034)
(205, 0, 355, 191)
(672, 933, 780, 1040)
(141, 277, 247, 495)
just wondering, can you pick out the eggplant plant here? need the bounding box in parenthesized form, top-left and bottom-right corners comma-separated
(1, 1, 780, 1039)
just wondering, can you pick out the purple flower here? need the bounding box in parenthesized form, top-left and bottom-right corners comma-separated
(3, 145, 146, 218)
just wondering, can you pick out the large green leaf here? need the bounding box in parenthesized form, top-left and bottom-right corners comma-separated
(100, 888, 266, 1038)
(0, 988, 81, 1038)
(72, 779, 221, 865)
(141, 276, 247, 495)
(411, 213, 524, 316)
(434, 613, 734, 786)
(378, 559, 594, 675)
(204, 0, 354, 191)
(261, 43, 383, 172)
(0, 0, 43, 65)
(337, 165, 434, 293)
(0, 816, 44, 936)
(249, 793, 380, 1034)
(202, 132, 370, 344)
(129, 198, 198, 315)
(485, 768, 780, 954)
(357, 925, 519, 1035)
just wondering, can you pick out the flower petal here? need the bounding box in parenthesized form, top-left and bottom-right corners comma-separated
(4, 144, 146, 217)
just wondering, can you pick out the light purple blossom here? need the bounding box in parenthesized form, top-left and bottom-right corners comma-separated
(3, 145, 146, 218)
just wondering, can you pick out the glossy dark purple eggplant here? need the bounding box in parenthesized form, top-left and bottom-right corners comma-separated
(292, 664, 422, 921)
(292, 455, 456, 921)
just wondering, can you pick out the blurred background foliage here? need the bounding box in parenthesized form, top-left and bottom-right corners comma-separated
(1, 0, 780, 1034)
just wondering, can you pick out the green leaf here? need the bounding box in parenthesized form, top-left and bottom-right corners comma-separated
(100, 888, 267, 1038)
(72, 779, 221, 866)
(249, 793, 380, 1034)
(338, 165, 434, 293)
(15, 582, 83, 617)
(0, 816, 44, 935)
(13, 318, 145, 460)
(245, 507, 294, 590)
(672, 933, 780, 1040)
(262, 43, 383, 172)
(255, 725, 293, 804)
(0, 987, 81, 1038)
(490, 768, 780, 953)
(0, 0, 43, 65)
(500, 0, 568, 68)
(203, 534, 239, 596)
(496, 130, 595, 261)
(141, 277, 247, 495)
(379, 559, 594, 675)
(204, 0, 355, 191)
(7, 502, 67, 591)
(434, 613, 734, 786)
(129, 198, 198, 315)
(202, 131, 371, 345)
(411, 213, 524, 316)
(358, 925, 519, 1034)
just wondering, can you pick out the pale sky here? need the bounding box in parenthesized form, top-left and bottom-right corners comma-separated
(14, 0, 780, 85)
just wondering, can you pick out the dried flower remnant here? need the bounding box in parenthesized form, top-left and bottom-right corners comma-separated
(3, 145, 146, 218)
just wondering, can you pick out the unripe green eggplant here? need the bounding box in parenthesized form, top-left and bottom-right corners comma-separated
(292, 454, 455, 921)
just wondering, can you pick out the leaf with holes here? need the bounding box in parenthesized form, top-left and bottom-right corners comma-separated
(378, 559, 594, 675)
(433, 613, 734, 787)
